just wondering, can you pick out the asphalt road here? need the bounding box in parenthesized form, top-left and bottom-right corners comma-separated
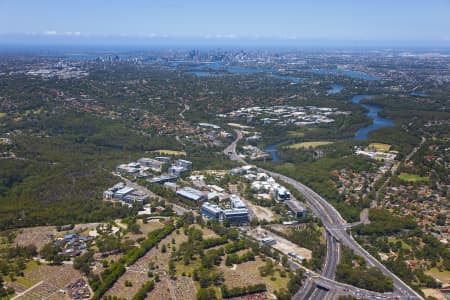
(267, 169, 423, 300)
(225, 130, 423, 300)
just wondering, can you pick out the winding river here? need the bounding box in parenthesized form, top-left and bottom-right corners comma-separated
(348, 95, 394, 140)
(264, 94, 395, 161)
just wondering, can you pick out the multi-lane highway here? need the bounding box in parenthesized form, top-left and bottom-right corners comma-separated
(225, 130, 423, 300)
(303, 231, 340, 300)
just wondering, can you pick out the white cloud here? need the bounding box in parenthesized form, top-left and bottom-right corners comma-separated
(43, 29, 57, 35)
(42, 30, 82, 37)
(64, 31, 81, 36)
(204, 33, 237, 39)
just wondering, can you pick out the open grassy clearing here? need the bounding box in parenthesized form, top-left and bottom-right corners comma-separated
(220, 256, 289, 294)
(151, 149, 187, 156)
(124, 219, 166, 240)
(287, 141, 334, 149)
(388, 237, 411, 251)
(425, 268, 450, 285)
(421, 288, 446, 300)
(0, 112, 6, 118)
(287, 130, 305, 138)
(139, 219, 165, 234)
(242, 199, 278, 222)
(398, 173, 429, 183)
(368, 143, 391, 151)
(15, 276, 37, 289)
(189, 224, 219, 239)
(175, 259, 201, 277)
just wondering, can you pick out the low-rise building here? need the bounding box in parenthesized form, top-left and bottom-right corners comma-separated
(288, 251, 306, 262)
(175, 159, 193, 170)
(285, 200, 307, 218)
(103, 182, 126, 199)
(230, 194, 247, 209)
(176, 187, 207, 202)
(138, 157, 165, 172)
(198, 123, 221, 130)
(261, 237, 276, 246)
(116, 163, 139, 174)
(201, 202, 223, 220)
(169, 165, 187, 176)
(122, 190, 149, 206)
(155, 156, 171, 163)
(163, 182, 179, 191)
(114, 187, 135, 200)
(275, 186, 291, 201)
(148, 174, 178, 184)
(223, 208, 249, 224)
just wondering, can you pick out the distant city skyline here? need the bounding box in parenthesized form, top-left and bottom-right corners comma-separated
(1, 0, 450, 47)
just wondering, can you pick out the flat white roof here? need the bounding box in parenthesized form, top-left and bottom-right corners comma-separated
(201, 202, 222, 214)
(116, 187, 135, 195)
(223, 208, 248, 216)
(177, 187, 205, 200)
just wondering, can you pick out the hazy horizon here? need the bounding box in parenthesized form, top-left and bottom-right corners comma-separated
(1, 0, 449, 49)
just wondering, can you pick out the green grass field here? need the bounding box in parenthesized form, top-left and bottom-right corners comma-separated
(15, 276, 37, 288)
(287, 141, 334, 149)
(287, 130, 305, 138)
(368, 143, 391, 152)
(0, 112, 6, 119)
(24, 260, 40, 273)
(152, 149, 187, 156)
(388, 237, 411, 251)
(398, 173, 429, 183)
(425, 268, 450, 284)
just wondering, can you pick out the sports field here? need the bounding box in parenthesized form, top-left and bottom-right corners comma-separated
(398, 173, 429, 182)
(287, 141, 333, 149)
(368, 143, 391, 151)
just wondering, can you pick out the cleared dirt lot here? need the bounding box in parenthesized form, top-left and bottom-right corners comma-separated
(14, 226, 56, 251)
(220, 256, 288, 295)
(272, 239, 312, 260)
(244, 199, 277, 222)
(247, 227, 312, 260)
(221, 258, 266, 288)
(124, 219, 166, 241)
(421, 288, 446, 300)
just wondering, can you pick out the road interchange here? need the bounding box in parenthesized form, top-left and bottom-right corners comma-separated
(224, 129, 423, 300)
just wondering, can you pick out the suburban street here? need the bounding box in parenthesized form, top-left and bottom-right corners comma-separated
(225, 130, 423, 300)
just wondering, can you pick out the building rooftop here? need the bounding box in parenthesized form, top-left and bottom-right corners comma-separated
(115, 187, 135, 195)
(176, 187, 206, 201)
(223, 208, 249, 216)
(230, 194, 247, 209)
(285, 200, 306, 213)
(201, 202, 223, 214)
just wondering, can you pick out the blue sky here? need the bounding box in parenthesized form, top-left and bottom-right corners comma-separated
(0, 0, 449, 46)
